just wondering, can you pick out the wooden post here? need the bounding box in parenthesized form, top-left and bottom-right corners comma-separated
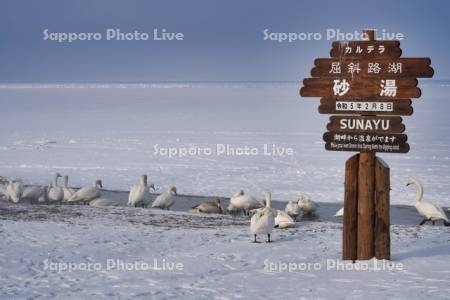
(357, 152, 376, 260)
(363, 29, 376, 41)
(337, 29, 391, 261)
(343, 154, 359, 260)
(375, 157, 391, 259)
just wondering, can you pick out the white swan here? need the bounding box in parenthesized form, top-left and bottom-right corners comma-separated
(67, 179, 102, 204)
(189, 198, 224, 214)
(407, 178, 449, 226)
(63, 175, 75, 202)
(22, 185, 45, 203)
(152, 186, 177, 210)
(5, 178, 24, 203)
(298, 194, 318, 215)
(89, 198, 122, 207)
(48, 173, 64, 203)
(285, 200, 301, 220)
(334, 207, 344, 218)
(250, 192, 277, 242)
(228, 190, 263, 216)
(275, 210, 296, 229)
(128, 175, 155, 208)
(37, 185, 49, 203)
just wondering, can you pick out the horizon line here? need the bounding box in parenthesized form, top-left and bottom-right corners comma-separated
(0, 78, 445, 85)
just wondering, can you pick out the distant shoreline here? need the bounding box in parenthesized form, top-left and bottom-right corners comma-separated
(0, 79, 446, 89)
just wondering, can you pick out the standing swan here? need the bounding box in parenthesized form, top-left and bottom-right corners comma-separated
(128, 175, 155, 208)
(67, 179, 103, 204)
(48, 173, 64, 203)
(63, 175, 75, 202)
(406, 178, 449, 226)
(250, 192, 277, 243)
(152, 186, 177, 210)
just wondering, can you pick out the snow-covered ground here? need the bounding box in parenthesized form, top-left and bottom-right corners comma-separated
(0, 82, 450, 298)
(0, 200, 449, 299)
(0, 82, 450, 206)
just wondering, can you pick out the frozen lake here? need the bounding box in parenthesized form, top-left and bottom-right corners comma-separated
(1, 82, 450, 299)
(1, 82, 450, 205)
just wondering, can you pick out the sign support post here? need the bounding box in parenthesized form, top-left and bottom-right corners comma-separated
(343, 153, 359, 260)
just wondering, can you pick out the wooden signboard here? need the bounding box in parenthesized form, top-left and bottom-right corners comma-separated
(319, 98, 413, 116)
(300, 78, 421, 98)
(311, 58, 434, 78)
(299, 29, 434, 261)
(330, 40, 401, 58)
(327, 116, 405, 133)
(323, 131, 409, 154)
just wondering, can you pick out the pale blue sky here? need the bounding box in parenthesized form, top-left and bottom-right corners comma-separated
(1, 0, 449, 82)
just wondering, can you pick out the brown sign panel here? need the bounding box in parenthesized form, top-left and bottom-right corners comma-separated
(327, 116, 405, 133)
(311, 58, 433, 78)
(323, 131, 409, 153)
(300, 78, 421, 99)
(330, 41, 401, 59)
(318, 98, 413, 116)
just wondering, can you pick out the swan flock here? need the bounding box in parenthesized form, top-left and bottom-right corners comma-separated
(2, 174, 449, 244)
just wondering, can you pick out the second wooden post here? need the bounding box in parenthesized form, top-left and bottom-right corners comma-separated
(357, 152, 376, 260)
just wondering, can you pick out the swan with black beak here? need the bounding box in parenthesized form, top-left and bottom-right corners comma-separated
(407, 178, 449, 226)
(250, 191, 277, 243)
